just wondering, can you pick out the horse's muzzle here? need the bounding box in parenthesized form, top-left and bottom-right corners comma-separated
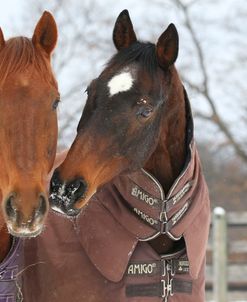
(3, 192, 48, 237)
(49, 170, 87, 217)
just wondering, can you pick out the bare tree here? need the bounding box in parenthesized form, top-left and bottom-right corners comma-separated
(173, 0, 247, 163)
(21, 0, 115, 148)
(17, 0, 247, 163)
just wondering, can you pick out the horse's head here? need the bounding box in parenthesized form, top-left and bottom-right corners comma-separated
(50, 10, 179, 216)
(0, 12, 59, 237)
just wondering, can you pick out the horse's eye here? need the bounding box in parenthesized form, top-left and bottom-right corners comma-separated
(52, 99, 60, 110)
(137, 106, 153, 119)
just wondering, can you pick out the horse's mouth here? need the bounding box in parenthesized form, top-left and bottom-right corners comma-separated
(51, 203, 81, 217)
(49, 194, 82, 217)
(7, 223, 44, 238)
(49, 178, 98, 217)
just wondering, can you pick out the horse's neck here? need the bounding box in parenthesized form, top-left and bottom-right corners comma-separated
(145, 71, 186, 194)
(144, 69, 187, 254)
(0, 224, 11, 263)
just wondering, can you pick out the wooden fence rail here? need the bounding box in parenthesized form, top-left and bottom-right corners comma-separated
(212, 207, 227, 302)
(206, 208, 247, 302)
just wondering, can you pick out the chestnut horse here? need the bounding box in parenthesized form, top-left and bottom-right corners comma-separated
(0, 11, 59, 261)
(50, 10, 188, 255)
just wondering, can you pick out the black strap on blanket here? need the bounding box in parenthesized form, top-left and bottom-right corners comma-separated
(129, 180, 193, 235)
(126, 258, 190, 277)
(126, 279, 192, 297)
(131, 198, 192, 234)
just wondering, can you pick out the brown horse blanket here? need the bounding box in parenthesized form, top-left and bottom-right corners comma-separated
(19, 128, 210, 301)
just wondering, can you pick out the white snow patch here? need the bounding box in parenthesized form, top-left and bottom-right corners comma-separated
(51, 205, 66, 215)
(107, 71, 134, 96)
(58, 183, 66, 196)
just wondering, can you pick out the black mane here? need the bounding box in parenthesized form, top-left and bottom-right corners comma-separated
(107, 42, 159, 75)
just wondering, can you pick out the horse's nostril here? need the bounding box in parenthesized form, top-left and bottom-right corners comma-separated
(37, 194, 47, 216)
(5, 194, 17, 218)
(50, 169, 62, 193)
(68, 178, 87, 202)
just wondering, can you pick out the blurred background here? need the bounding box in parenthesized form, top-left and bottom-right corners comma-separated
(0, 0, 246, 300)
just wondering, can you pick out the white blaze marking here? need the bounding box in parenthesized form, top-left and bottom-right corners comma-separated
(107, 72, 134, 96)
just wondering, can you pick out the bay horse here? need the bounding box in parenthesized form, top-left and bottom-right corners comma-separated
(50, 10, 187, 254)
(0, 11, 59, 262)
(42, 10, 209, 301)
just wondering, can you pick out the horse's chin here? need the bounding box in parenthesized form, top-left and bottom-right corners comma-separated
(51, 204, 82, 217)
(7, 223, 44, 238)
(77, 188, 96, 206)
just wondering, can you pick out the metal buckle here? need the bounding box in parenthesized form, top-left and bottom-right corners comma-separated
(160, 221, 168, 234)
(167, 260, 175, 276)
(160, 200, 168, 235)
(159, 200, 168, 221)
(169, 279, 174, 296)
(162, 260, 166, 277)
(161, 278, 174, 299)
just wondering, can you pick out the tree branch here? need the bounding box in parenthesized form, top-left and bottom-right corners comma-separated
(175, 0, 247, 163)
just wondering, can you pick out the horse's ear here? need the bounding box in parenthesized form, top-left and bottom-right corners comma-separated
(156, 23, 179, 69)
(113, 9, 137, 51)
(0, 28, 5, 50)
(32, 11, 57, 56)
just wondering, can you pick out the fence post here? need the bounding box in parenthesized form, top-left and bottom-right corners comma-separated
(212, 207, 227, 302)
